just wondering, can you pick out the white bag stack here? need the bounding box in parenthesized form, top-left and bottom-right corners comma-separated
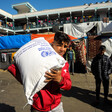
(14, 37, 66, 105)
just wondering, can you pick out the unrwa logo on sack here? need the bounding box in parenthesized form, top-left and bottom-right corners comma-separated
(41, 51, 56, 57)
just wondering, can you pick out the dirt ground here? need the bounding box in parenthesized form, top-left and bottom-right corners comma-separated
(0, 70, 112, 112)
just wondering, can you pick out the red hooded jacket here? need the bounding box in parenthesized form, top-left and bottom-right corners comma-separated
(8, 62, 71, 111)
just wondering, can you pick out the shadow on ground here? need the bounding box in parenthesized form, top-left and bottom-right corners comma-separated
(61, 86, 112, 112)
(0, 103, 16, 112)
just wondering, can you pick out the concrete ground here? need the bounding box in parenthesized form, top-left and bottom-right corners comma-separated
(0, 70, 112, 112)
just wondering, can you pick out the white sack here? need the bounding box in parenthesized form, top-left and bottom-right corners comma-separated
(14, 37, 66, 105)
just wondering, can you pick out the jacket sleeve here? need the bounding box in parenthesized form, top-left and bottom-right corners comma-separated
(59, 62, 72, 90)
(91, 58, 96, 75)
(8, 63, 22, 84)
(108, 58, 112, 75)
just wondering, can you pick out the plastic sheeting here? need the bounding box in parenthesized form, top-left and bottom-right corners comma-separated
(31, 34, 77, 43)
(97, 21, 112, 35)
(0, 33, 77, 50)
(0, 34, 31, 49)
(64, 22, 96, 38)
(31, 34, 55, 43)
(64, 21, 112, 38)
(101, 38, 112, 57)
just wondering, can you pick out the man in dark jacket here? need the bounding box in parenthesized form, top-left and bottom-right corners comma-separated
(91, 45, 112, 103)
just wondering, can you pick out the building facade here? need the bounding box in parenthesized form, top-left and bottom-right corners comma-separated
(0, 1, 112, 36)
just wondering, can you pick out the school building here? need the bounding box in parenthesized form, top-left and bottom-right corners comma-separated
(0, 1, 112, 36)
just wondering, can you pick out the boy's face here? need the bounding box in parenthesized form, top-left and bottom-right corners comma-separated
(70, 46, 72, 50)
(52, 41, 69, 56)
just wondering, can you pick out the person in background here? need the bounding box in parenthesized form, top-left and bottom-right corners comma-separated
(8, 31, 72, 112)
(66, 45, 76, 75)
(91, 45, 112, 104)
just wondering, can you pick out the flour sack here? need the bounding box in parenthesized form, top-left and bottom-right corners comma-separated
(14, 37, 66, 105)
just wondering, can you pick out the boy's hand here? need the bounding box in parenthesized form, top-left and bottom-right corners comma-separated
(44, 68, 62, 83)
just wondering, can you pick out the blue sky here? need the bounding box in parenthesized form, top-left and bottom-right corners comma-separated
(0, 0, 111, 15)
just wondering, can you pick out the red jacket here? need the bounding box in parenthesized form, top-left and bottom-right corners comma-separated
(8, 62, 71, 111)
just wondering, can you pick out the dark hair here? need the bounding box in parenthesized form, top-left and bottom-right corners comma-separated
(54, 32, 70, 44)
(99, 45, 106, 51)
